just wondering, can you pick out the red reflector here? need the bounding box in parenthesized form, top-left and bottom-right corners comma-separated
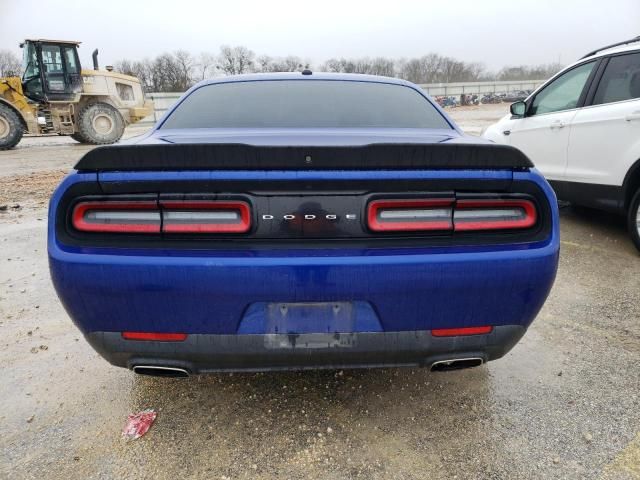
(432, 326, 493, 337)
(160, 200, 251, 233)
(122, 332, 188, 341)
(454, 199, 537, 231)
(72, 201, 160, 233)
(367, 198, 454, 232)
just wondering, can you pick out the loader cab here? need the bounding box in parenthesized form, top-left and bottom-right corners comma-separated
(20, 39, 83, 102)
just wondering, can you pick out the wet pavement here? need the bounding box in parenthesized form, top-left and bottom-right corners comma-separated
(0, 105, 639, 479)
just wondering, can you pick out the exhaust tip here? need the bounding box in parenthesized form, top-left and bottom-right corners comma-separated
(132, 365, 190, 378)
(430, 357, 483, 372)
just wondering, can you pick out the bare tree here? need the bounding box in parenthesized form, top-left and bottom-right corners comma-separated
(0, 49, 21, 77)
(323, 58, 343, 73)
(115, 58, 157, 92)
(321, 58, 357, 73)
(497, 63, 562, 81)
(421, 53, 445, 83)
(172, 50, 196, 89)
(439, 57, 467, 83)
(115, 46, 558, 93)
(399, 58, 425, 84)
(196, 52, 217, 80)
(256, 55, 273, 72)
(324, 57, 396, 76)
(217, 45, 255, 75)
(145, 51, 195, 92)
(258, 55, 307, 72)
(398, 53, 485, 84)
(370, 57, 395, 77)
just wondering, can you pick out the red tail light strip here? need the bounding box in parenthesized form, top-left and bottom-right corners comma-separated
(432, 326, 493, 337)
(160, 200, 251, 233)
(72, 200, 251, 234)
(367, 198, 537, 233)
(72, 201, 161, 233)
(368, 198, 455, 232)
(122, 332, 188, 341)
(453, 199, 537, 231)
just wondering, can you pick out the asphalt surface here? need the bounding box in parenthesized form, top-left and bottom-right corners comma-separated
(0, 104, 639, 479)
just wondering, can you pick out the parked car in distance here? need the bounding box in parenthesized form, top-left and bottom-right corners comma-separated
(435, 95, 459, 107)
(49, 73, 559, 376)
(481, 93, 503, 104)
(502, 90, 529, 103)
(483, 36, 640, 251)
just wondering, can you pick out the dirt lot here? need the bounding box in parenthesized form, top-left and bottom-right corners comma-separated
(1, 104, 639, 480)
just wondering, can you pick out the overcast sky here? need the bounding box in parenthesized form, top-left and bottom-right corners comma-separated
(1, 0, 639, 71)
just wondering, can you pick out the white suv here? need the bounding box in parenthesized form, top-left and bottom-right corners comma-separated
(483, 37, 640, 251)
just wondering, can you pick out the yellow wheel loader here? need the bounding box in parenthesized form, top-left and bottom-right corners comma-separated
(0, 39, 153, 150)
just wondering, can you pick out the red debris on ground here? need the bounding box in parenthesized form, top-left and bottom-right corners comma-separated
(122, 409, 157, 440)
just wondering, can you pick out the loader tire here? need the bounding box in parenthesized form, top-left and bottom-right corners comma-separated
(0, 104, 24, 150)
(77, 103, 124, 145)
(70, 133, 87, 143)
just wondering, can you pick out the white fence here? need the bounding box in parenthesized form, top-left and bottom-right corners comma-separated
(140, 92, 183, 125)
(419, 79, 545, 96)
(137, 79, 545, 126)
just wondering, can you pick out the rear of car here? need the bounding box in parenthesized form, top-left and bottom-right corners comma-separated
(49, 74, 559, 375)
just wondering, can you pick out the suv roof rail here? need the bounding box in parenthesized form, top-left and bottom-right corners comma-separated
(581, 35, 640, 59)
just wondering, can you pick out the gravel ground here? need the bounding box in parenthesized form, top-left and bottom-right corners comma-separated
(0, 104, 638, 480)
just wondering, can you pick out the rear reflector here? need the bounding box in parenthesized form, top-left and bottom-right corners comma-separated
(368, 198, 454, 232)
(432, 326, 493, 337)
(160, 200, 251, 233)
(454, 199, 537, 231)
(367, 197, 537, 233)
(72, 201, 160, 233)
(122, 332, 188, 341)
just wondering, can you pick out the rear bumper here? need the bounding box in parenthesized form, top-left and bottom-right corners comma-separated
(87, 325, 526, 373)
(50, 243, 558, 335)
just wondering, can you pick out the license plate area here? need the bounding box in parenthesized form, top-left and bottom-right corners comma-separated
(266, 302, 355, 334)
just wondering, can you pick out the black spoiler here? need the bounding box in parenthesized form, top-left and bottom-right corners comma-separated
(74, 143, 534, 172)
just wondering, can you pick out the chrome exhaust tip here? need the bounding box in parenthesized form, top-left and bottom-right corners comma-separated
(132, 365, 190, 378)
(430, 357, 484, 372)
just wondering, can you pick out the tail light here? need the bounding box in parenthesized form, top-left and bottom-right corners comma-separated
(367, 197, 537, 233)
(367, 198, 454, 232)
(72, 200, 251, 234)
(160, 200, 251, 233)
(72, 201, 161, 233)
(454, 199, 537, 231)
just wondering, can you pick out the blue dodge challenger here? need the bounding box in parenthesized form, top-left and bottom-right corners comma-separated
(48, 72, 559, 376)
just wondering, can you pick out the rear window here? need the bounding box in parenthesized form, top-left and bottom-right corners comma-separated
(161, 80, 451, 129)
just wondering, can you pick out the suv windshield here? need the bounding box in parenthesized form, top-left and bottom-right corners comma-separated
(161, 80, 451, 129)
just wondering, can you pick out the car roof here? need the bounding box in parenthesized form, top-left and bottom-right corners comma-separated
(581, 39, 640, 60)
(192, 72, 416, 88)
(555, 42, 640, 77)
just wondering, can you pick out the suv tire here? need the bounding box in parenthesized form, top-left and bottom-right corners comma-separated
(628, 187, 640, 253)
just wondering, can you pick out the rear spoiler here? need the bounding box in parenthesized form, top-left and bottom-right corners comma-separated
(74, 143, 534, 172)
